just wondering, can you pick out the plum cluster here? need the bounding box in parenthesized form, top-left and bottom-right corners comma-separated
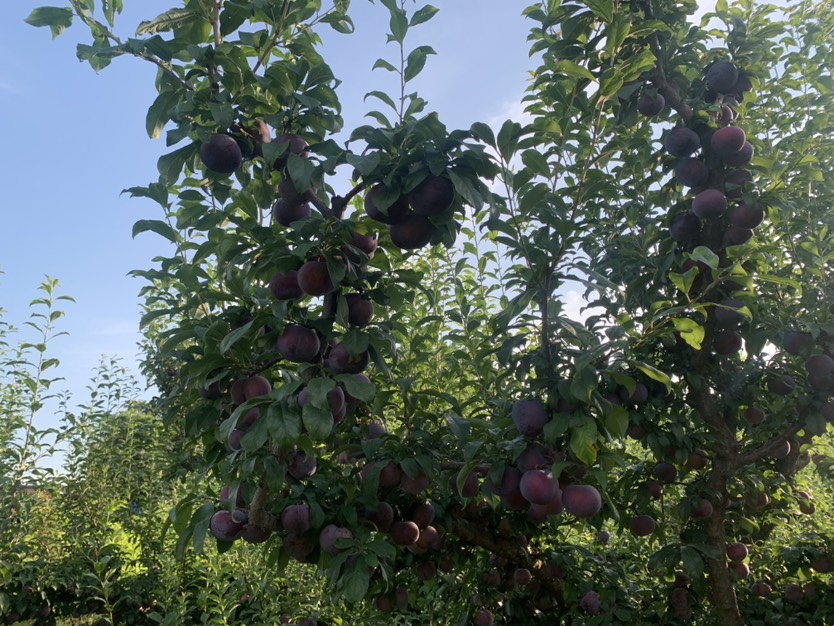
(364, 175, 455, 250)
(488, 399, 603, 522)
(664, 63, 759, 252)
(647, 60, 765, 356)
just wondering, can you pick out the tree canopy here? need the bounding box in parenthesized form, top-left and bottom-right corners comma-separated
(21, 0, 834, 624)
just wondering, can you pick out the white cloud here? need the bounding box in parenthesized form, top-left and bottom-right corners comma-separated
(487, 98, 533, 130)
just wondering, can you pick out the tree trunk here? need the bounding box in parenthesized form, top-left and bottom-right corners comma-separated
(703, 471, 743, 626)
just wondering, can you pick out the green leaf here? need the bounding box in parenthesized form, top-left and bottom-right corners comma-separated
(372, 58, 398, 73)
(345, 152, 381, 177)
(343, 556, 370, 602)
(321, 11, 355, 34)
(602, 403, 629, 438)
(671, 318, 704, 350)
(267, 404, 301, 445)
(688, 246, 719, 270)
(364, 90, 398, 112)
(629, 360, 672, 391)
(448, 169, 484, 210)
(410, 5, 439, 26)
(287, 153, 316, 194)
(146, 90, 180, 139)
(585, 0, 614, 23)
(337, 374, 376, 402)
(444, 413, 470, 443)
(219, 320, 253, 355)
(25, 7, 74, 38)
(553, 59, 595, 82)
(132, 219, 178, 243)
(191, 502, 215, 555)
(209, 102, 234, 129)
(469, 122, 495, 146)
(158, 143, 198, 184)
(569, 419, 598, 465)
(136, 9, 196, 35)
(681, 545, 704, 579)
(669, 267, 698, 297)
(496, 120, 522, 161)
(404, 45, 436, 82)
(302, 403, 333, 440)
(389, 8, 408, 44)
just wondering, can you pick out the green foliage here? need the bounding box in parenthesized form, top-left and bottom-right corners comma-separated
(22, 0, 834, 624)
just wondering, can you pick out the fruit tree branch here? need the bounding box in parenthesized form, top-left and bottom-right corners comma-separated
(736, 422, 804, 467)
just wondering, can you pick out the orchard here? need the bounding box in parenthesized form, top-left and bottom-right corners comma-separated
(15, 0, 834, 624)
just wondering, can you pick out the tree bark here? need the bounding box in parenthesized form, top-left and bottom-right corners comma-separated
(702, 469, 743, 626)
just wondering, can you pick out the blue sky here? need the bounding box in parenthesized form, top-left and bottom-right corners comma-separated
(1, 2, 533, 434)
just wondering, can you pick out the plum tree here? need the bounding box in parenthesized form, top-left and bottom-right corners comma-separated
(35, 0, 834, 624)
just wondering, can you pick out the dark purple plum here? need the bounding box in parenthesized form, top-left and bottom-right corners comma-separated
(390, 214, 435, 250)
(724, 169, 753, 199)
(297, 260, 335, 296)
(391, 520, 420, 546)
(712, 330, 742, 354)
(723, 225, 754, 246)
(511, 399, 549, 437)
(272, 133, 308, 170)
(519, 470, 559, 505)
(319, 524, 353, 555)
(408, 175, 455, 216)
(665, 127, 701, 157)
(210, 510, 245, 541)
(729, 203, 764, 228)
(272, 199, 312, 226)
(346, 294, 374, 326)
(638, 92, 666, 116)
(723, 141, 754, 166)
(364, 185, 410, 224)
(630, 514, 656, 537)
(325, 342, 370, 374)
(281, 504, 311, 534)
(675, 158, 709, 188)
(707, 61, 739, 93)
(710, 126, 746, 156)
(692, 189, 728, 219)
(561, 484, 602, 518)
(669, 213, 701, 242)
(200, 134, 243, 174)
(269, 271, 303, 300)
(276, 325, 321, 363)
